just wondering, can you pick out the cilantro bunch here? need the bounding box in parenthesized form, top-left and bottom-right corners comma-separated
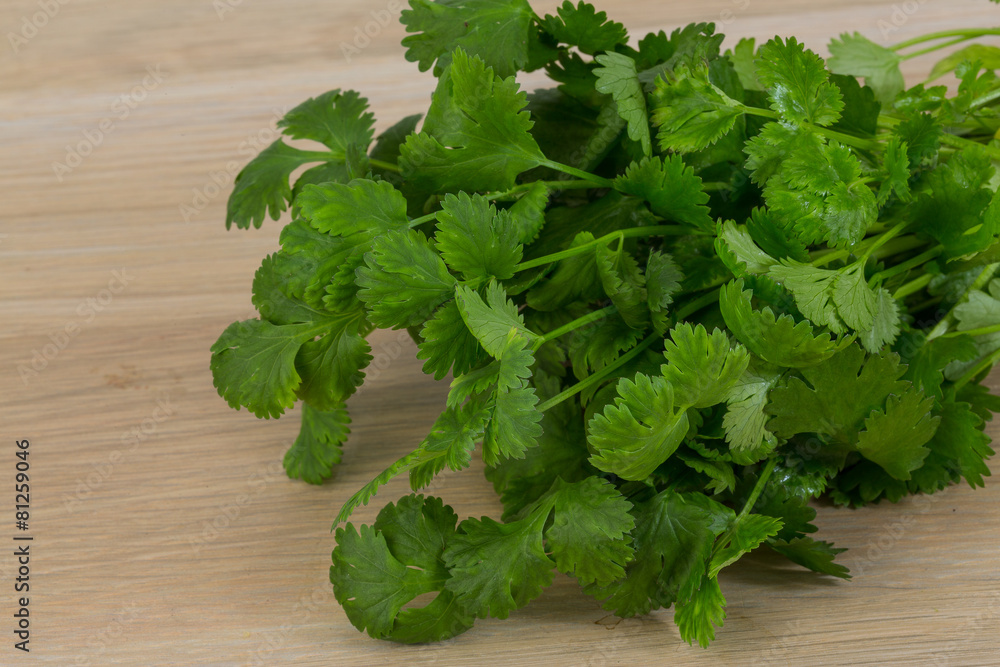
(209, 0, 1000, 647)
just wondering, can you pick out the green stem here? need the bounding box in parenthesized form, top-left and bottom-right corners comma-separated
(938, 132, 1000, 161)
(515, 225, 695, 273)
(674, 289, 721, 321)
(861, 220, 910, 262)
(890, 28, 1000, 53)
(954, 347, 1000, 390)
(538, 159, 615, 188)
(899, 35, 972, 61)
(537, 333, 659, 413)
(533, 305, 618, 350)
(369, 158, 401, 173)
(941, 322, 1000, 339)
(711, 458, 778, 560)
(870, 247, 943, 284)
(893, 273, 933, 300)
(741, 106, 880, 151)
(971, 87, 1000, 111)
(927, 263, 1000, 340)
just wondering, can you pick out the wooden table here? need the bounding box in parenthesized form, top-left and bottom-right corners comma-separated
(3, 0, 999, 664)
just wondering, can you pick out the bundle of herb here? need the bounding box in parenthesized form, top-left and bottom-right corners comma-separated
(209, 0, 1000, 646)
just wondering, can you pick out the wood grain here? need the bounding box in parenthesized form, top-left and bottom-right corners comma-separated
(2, 1, 999, 664)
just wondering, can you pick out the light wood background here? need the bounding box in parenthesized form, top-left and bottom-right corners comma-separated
(2, 0, 1000, 664)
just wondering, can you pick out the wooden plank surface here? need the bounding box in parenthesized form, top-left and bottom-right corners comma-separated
(2, 0, 999, 664)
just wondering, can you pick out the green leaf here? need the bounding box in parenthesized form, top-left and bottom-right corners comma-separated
(277, 89, 375, 155)
(832, 262, 878, 332)
(595, 242, 649, 329)
(226, 140, 321, 230)
(435, 192, 523, 281)
(709, 514, 784, 578)
(651, 64, 744, 153)
(399, 49, 545, 193)
(768, 261, 846, 334)
(878, 136, 912, 205)
(674, 576, 726, 648)
(284, 402, 350, 484)
(755, 37, 843, 126)
(272, 220, 357, 310)
(356, 229, 457, 329)
(400, 0, 535, 78)
(929, 44, 1000, 81)
(331, 495, 474, 642)
(417, 300, 488, 381)
(584, 489, 731, 617)
(722, 357, 782, 457)
(483, 381, 544, 466)
(855, 390, 939, 480)
(294, 314, 372, 410)
(768, 537, 851, 579)
(421, 400, 491, 473)
(858, 287, 901, 354)
(444, 510, 554, 619)
(507, 181, 549, 244)
(661, 323, 750, 409)
(587, 373, 689, 480)
(455, 281, 537, 357)
(543, 477, 636, 586)
(720, 280, 838, 368)
(210, 318, 320, 419)
(540, 1, 628, 55)
(715, 220, 778, 275)
(646, 251, 683, 334)
(594, 52, 651, 156)
(297, 178, 409, 238)
(767, 345, 909, 447)
(927, 399, 995, 488)
(614, 155, 713, 230)
(827, 33, 904, 105)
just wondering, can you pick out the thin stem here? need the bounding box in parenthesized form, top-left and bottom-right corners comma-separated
(954, 346, 1000, 390)
(938, 132, 1000, 161)
(369, 158, 401, 173)
(537, 333, 659, 413)
(890, 28, 1000, 53)
(861, 221, 910, 262)
(533, 305, 618, 350)
(941, 322, 1000, 339)
(893, 273, 933, 300)
(515, 225, 695, 273)
(870, 247, 943, 284)
(538, 159, 615, 188)
(740, 105, 880, 151)
(408, 212, 438, 229)
(971, 87, 1000, 111)
(899, 35, 972, 61)
(711, 458, 778, 561)
(674, 289, 721, 321)
(927, 263, 1000, 340)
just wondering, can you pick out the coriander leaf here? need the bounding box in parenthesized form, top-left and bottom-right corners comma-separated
(435, 193, 523, 281)
(858, 288, 901, 354)
(595, 242, 649, 329)
(483, 381, 544, 466)
(584, 489, 731, 617)
(728, 37, 760, 91)
(418, 300, 488, 380)
(929, 44, 1000, 81)
(507, 181, 549, 244)
(297, 178, 409, 238)
(767, 345, 909, 447)
(830, 73, 881, 138)
(444, 510, 554, 619)
(674, 576, 726, 648)
(945, 278, 1000, 381)
(855, 390, 938, 480)
(252, 252, 335, 326)
(928, 399, 995, 488)
(294, 314, 372, 410)
(356, 229, 457, 329)
(745, 207, 810, 262)
(369, 113, 422, 168)
(277, 89, 375, 155)
(709, 514, 784, 577)
(722, 357, 782, 457)
(569, 312, 644, 381)
(903, 333, 978, 400)
(651, 64, 744, 153)
(543, 476, 636, 586)
(421, 400, 491, 473)
(744, 121, 825, 187)
(226, 140, 322, 230)
(892, 111, 941, 166)
(677, 452, 737, 494)
(594, 52, 652, 156)
(768, 261, 846, 334)
(210, 318, 319, 419)
(827, 33, 904, 105)
(526, 232, 604, 311)
(284, 402, 350, 484)
(540, 1, 628, 55)
(455, 281, 537, 357)
(400, 0, 535, 78)
(646, 251, 683, 334)
(715, 220, 778, 275)
(587, 373, 690, 480)
(768, 537, 850, 579)
(331, 495, 474, 643)
(755, 37, 843, 126)
(399, 49, 545, 193)
(273, 219, 356, 310)
(832, 262, 878, 332)
(878, 136, 912, 204)
(720, 280, 837, 368)
(614, 155, 713, 230)
(661, 323, 750, 409)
